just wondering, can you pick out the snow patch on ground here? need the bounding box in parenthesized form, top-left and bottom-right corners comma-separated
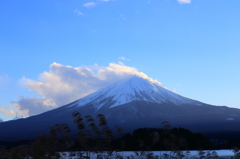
(58, 150, 235, 159)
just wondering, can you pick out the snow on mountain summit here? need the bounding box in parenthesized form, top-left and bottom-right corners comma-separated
(68, 75, 200, 110)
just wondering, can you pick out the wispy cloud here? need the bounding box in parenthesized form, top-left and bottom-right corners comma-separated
(84, 2, 96, 8)
(74, 9, 83, 16)
(14, 62, 160, 116)
(177, 0, 191, 4)
(118, 61, 124, 65)
(0, 73, 11, 87)
(118, 56, 130, 61)
(119, 14, 126, 20)
(0, 107, 15, 115)
(172, 84, 181, 93)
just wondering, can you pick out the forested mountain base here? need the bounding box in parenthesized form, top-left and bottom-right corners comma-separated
(0, 112, 238, 158)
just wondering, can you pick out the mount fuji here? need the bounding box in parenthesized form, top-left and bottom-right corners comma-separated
(70, 75, 200, 109)
(1, 75, 240, 140)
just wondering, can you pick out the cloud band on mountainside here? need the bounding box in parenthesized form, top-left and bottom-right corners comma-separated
(13, 63, 158, 117)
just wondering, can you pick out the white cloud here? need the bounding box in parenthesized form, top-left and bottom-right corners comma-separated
(118, 61, 124, 65)
(0, 107, 15, 115)
(118, 56, 130, 61)
(0, 118, 3, 122)
(84, 2, 96, 8)
(13, 63, 160, 116)
(177, 0, 191, 4)
(0, 73, 11, 87)
(74, 9, 83, 16)
(12, 97, 55, 116)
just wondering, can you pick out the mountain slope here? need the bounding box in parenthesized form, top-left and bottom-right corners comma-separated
(68, 75, 201, 110)
(1, 75, 240, 140)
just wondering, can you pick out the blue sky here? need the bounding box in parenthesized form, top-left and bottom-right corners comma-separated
(1, 0, 240, 121)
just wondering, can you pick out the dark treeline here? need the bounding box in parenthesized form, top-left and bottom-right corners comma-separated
(206, 133, 240, 149)
(116, 127, 216, 151)
(0, 111, 228, 158)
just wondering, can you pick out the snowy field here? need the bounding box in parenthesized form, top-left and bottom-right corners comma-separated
(58, 150, 235, 159)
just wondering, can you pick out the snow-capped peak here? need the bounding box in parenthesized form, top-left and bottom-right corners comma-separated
(68, 75, 199, 109)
